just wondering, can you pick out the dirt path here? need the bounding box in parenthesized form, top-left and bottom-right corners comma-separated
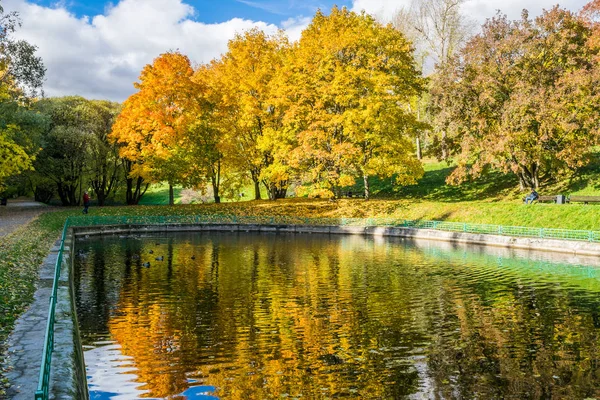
(0, 198, 53, 237)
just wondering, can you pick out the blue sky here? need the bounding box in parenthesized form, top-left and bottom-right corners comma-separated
(29, 0, 352, 24)
(10, 0, 589, 101)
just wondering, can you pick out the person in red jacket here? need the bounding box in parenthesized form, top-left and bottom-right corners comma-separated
(83, 191, 90, 214)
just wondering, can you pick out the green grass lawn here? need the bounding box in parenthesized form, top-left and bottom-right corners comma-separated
(138, 156, 600, 206)
(137, 183, 184, 205)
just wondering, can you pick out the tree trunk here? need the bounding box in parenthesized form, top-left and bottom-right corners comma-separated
(253, 179, 261, 200)
(416, 136, 422, 160)
(68, 184, 78, 206)
(91, 167, 118, 206)
(169, 184, 174, 206)
(267, 183, 276, 201)
(363, 174, 370, 200)
(532, 163, 540, 189)
(56, 182, 69, 206)
(126, 176, 147, 205)
(95, 191, 106, 207)
(210, 159, 221, 204)
(441, 131, 448, 160)
(264, 182, 287, 201)
(518, 163, 540, 190)
(275, 186, 287, 199)
(518, 173, 526, 191)
(212, 180, 221, 204)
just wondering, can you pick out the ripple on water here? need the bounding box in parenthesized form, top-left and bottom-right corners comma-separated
(75, 232, 600, 399)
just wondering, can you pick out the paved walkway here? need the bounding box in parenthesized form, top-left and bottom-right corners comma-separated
(1, 198, 80, 399)
(4, 242, 79, 399)
(0, 197, 52, 237)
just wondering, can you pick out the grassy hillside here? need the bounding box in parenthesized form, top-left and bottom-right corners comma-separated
(37, 196, 600, 231)
(349, 157, 600, 201)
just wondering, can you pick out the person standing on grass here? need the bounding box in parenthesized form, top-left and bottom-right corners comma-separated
(524, 188, 539, 204)
(83, 191, 90, 214)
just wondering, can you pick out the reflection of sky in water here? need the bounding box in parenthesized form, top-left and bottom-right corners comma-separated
(178, 385, 218, 399)
(86, 342, 217, 399)
(85, 342, 155, 400)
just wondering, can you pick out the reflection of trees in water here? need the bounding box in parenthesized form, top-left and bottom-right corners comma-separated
(75, 238, 139, 340)
(77, 233, 600, 399)
(420, 247, 600, 399)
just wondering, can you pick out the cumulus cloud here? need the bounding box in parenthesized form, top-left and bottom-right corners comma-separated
(4, 0, 280, 101)
(352, 0, 589, 23)
(281, 16, 312, 41)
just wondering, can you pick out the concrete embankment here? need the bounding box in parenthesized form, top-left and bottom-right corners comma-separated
(73, 223, 600, 257)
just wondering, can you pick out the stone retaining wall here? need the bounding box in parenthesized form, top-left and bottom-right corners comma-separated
(73, 223, 600, 257)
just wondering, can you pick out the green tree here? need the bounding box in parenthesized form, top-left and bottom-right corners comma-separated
(33, 97, 96, 205)
(0, 3, 45, 191)
(0, 3, 45, 100)
(87, 100, 122, 206)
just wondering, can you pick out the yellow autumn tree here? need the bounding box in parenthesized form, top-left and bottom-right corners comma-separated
(183, 63, 234, 203)
(216, 29, 290, 200)
(278, 7, 425, 199)
(110, 52, 201, 205)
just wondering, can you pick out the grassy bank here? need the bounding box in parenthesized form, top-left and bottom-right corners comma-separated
(41, 197, 600, 231)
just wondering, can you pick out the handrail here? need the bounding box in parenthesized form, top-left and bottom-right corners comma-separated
(35, 213, 600, 397)
(35, 218, 70, 400)
(65, 214, 600, 243)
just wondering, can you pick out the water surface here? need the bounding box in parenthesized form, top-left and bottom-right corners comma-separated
(74, 232, 600, 399)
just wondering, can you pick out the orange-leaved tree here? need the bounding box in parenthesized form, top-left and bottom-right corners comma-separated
(433, 8, 600, 190)
(110, 52, 201, 205)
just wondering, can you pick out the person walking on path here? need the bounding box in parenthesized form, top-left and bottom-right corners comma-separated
(83, 191, 90, 214)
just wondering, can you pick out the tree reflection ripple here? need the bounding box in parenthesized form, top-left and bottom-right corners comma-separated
(74, 232, 600, 399)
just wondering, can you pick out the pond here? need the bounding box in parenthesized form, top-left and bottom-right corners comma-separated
(74, 232, 600, 399)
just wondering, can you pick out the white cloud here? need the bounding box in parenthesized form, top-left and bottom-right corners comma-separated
(281, 16, 312, 41)
(4, 0, 280, 101)
(352, 0, 410, 22)
(352, 0, 589, 23)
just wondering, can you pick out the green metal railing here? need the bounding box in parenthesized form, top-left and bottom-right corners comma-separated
(35, 219, 69, 400)
(64, 214, 600, 242)
(35, 213, 600, 398)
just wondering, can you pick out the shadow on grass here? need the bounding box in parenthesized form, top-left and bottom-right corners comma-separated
(548, 157, 600, 196)
(347, 166, 519, 202)
(349, 154, 600, 203)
